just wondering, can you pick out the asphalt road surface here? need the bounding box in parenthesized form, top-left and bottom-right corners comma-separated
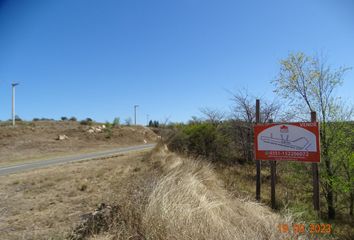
(0, 143, 156, 176)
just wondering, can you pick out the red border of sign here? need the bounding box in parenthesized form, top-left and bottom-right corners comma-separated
(254, 122, 320, 162)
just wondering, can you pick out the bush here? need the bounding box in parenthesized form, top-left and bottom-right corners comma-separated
(37, 118, 54, 121)
(113, 117, 120, 127)
(149, 120, 160, 128)
(168, 123, 217, 159)
(33, 118, 40, 121)
(104, 128, 113, 139)
(183, 123, 218, 159)
(80, 118, 93, 125)
(167, 131, 188, 153)
(15, 115, 22, 122)
(125, 117, 132, 126)
(61, 116, 68, 121)
(69, 117, 77, 121)
(167, 121, 247, 164)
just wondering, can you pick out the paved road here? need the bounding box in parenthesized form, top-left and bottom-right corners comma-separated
(0, 143, 156, 176)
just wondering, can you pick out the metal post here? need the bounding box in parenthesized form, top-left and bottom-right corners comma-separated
(134, 105, 139, 125)
(255, 99, 261, 201)
(311, 111, 320, 214)
(12, 83, 19, 127)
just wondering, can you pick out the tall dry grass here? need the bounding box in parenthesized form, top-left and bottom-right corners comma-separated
(68, 145, 299, 239)
(141, 146, 294, 240)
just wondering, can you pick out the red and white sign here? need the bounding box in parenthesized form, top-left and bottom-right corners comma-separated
(254, 122, 320, 162)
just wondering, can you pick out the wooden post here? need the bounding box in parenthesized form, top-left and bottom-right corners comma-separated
(271, 161, 276, 209)
(255, 99, 261, 201)
(268, 119, 276, 209)
(311, 111, 320, 214)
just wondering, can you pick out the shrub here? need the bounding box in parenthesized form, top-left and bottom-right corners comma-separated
(80, 118, 93, 125)
(183, 123, 217, 159)
(39, 118, 54, 121)
(113, 117, 120, 127)
(125, 117, 132, 126)
(15, 115, 22, 121)
(61, 116, 68, 121)
(69, 117, 77, 121)
(105, 121, 113, 129)
(167, 123, 217, 159)
(33, 118, 40, 121)
(167, 131, 188, 153)
(104, 128, 113, 139)
(149, 120, 160, 128)
(167, 121, 245, 164)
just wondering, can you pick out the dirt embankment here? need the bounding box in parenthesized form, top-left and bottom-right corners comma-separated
(0, 121, 158, 165)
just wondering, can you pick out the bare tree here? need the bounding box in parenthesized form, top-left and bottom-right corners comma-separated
(188, 116, 202, 125)
(227, 89, 281, 161)
(229, 89, 281, 123)
(229, 89, 255, 123)
(164, 116, 171, 125)
(199, 107, 225, 125)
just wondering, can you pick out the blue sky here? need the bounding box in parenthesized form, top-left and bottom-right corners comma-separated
(0, 0, 353, 124)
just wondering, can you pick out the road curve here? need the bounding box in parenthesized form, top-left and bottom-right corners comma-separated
(0, 143, 156, 176)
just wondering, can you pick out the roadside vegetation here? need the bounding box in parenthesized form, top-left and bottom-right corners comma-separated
(1, 144, 296, 240)
(160, 52, 353, 239)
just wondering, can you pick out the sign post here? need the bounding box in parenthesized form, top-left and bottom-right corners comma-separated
(255, 99, 261, 201)
(268, 119, 276, 209)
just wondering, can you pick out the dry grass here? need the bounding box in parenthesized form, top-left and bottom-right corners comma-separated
(141, 147, 293, 240)
(0, 150, 152, 240)
(215, 161, 352, 239)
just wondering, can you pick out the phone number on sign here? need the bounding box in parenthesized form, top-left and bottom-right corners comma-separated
(268, 151, 309, 158)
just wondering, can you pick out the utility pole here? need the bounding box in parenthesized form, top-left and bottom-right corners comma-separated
(134, 105, 139, 125)
(12, 83, 19, 127)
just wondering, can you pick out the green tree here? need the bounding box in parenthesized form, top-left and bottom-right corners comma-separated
(326, 106, 354, 217)
(273, 52, 352, 219)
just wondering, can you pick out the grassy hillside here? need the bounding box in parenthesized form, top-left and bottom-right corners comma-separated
(0, 121, 157, 166)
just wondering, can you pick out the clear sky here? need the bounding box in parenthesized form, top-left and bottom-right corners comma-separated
(1, 0, 353, 124)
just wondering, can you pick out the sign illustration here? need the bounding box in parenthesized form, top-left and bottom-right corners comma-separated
(254, 122, 320, 162)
